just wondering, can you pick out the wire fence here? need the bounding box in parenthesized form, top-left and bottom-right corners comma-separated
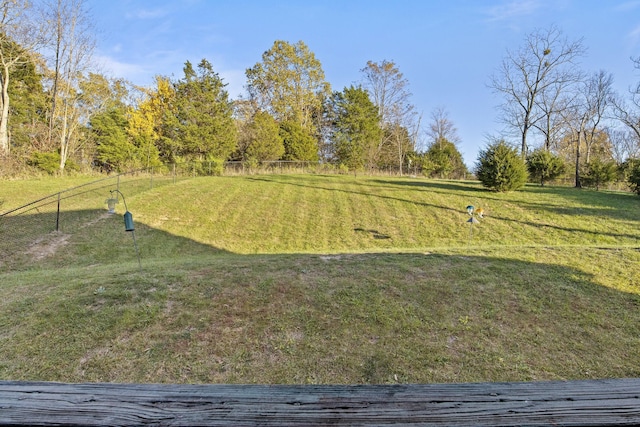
(0, 166, 185, 268)
(0, 160, 419, 270)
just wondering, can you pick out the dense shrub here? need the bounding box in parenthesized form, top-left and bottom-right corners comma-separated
(581, 158, 618, 190)
(626, 159, 640, 195)
(27, 152, 78, 175)
(475, 140, 528, 192)
(526, 149, 566, 186)
(421, 139, 468, 179)
(28, 152, 60, 174)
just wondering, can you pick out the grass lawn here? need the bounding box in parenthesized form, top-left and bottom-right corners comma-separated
(1, 174, 639, 384)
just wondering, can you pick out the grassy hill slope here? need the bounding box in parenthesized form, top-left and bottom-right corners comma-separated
(1, 175, 639, 383)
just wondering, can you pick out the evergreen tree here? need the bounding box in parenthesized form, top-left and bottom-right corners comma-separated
(422, 139, 468, 179)
(526, 149, 566, 186)
(168, 59, 237, 162)
(627, 160, 640, 196)
(581, 158, 617, 190)
(92, 108, 134, 172)
(280, 120, 318, 161)
(331, 85, 381, 173)
(245, 110, 284, 162)
(475, 140, 528, 192)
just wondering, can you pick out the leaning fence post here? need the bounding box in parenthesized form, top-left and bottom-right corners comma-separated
(55, 192, 61, 232)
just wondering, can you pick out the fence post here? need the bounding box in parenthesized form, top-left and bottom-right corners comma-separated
(55, 193, 61, 232)
(150, 167, 154, 189)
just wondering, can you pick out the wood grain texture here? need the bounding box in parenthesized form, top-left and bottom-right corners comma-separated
(1, 379, 640, 426)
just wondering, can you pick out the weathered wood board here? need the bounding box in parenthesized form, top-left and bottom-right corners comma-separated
(1, 378, 640, 426)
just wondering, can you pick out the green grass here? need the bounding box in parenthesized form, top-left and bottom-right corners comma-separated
(1, 174, 639, 384)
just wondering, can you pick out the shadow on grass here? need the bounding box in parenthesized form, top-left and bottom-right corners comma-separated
(1, 238, 640, 383)
(2, 201, 640, 383)
(0, 209, 230, 272)
(488, 187, 639, 223)
(354, 228, 392, 240)
(376, 178, 640, 224)
(487, 213, 640, 241)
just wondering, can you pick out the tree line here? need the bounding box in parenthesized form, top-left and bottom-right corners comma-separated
(0, 0, 465, 180)
(1, 1, 640, 193)
(486, 25, 640, 192)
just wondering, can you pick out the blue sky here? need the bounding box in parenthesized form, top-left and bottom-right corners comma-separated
(88, 0, 640, 166)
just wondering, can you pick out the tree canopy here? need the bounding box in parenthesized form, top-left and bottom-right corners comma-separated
(330, 85, 382, 173)
(246, 40, 330, 134)
(1, 6, 639, 182)
(166, 59, 237, 162)
(422, 139, 468, 179)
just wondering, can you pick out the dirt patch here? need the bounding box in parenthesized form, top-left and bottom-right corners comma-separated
(319, 254, 356, 261)
(24, 212, 112, 260)
(26, 232, 71, 260)
(82, 212, 112, 229)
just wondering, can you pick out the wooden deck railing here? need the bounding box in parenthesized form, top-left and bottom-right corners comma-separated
(2, 378, 640, 426)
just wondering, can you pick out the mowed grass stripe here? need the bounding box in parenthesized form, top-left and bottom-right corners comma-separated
(129, 175, 640, 254)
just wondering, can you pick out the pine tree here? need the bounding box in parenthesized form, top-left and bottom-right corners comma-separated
(526, 149, 566, 186)
(169, 59, 237, 163)
(475, 140, 528, 192)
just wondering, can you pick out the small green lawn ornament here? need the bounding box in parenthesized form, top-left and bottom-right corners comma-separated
(466, 205, 483, 243)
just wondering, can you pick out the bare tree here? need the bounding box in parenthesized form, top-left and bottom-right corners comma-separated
(533, 78, 577, 151)
(42, 0, 95, 171)
(612, 57, 640, 144)
(0, 0, 48, 156)
(426, 106, 460, 148)
(361, 60, 416, 174)
(581, 71, 614, 165)
(607, 127, 639, 164)
(561, 70, 614, 187)
(489, 25, 585, 156)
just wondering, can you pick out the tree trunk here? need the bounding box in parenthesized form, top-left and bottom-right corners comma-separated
(397, 133, 403, 176)
(521, 118, 529, 158)
(574, 133, 581, 188)
(59, 100, 69, 172)
(0, 65, 10, 156)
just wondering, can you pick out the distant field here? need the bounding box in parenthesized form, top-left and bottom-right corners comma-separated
(1, 174, 639, 384)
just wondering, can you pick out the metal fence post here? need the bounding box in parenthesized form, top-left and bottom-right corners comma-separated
(55, 192, 61, 232)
